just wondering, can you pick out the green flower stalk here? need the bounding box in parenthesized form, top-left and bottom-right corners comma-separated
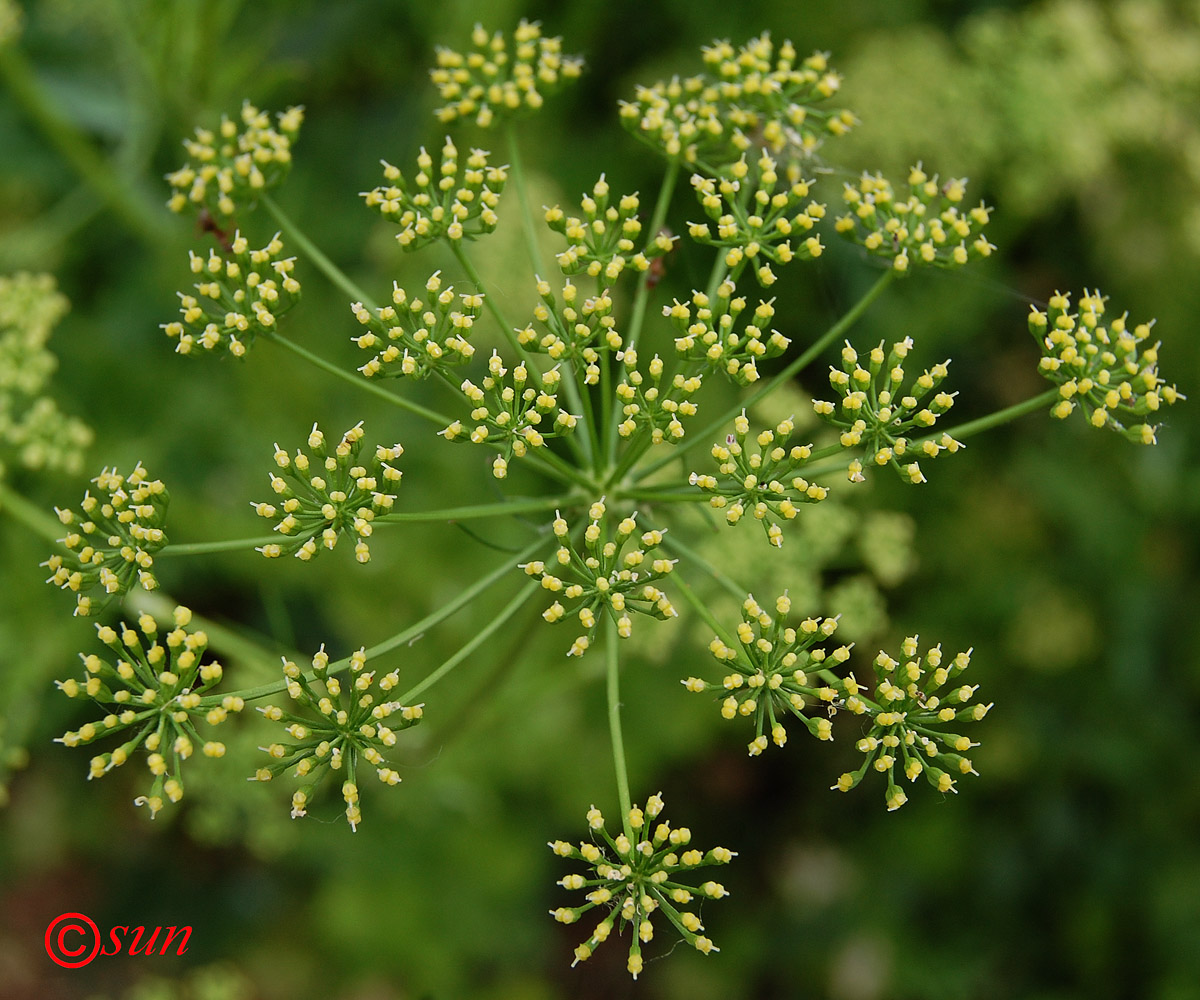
(43, 464, 168, 617)
(544, 176, 678, 287)
(525, 499, 677, 656)
(440, 354, 578, 479)
(549, 794, 733, 978)
(254, 644, 423, 831)
(1030, 289, 1183, 443)
(687, 151, 826, 287)
(166, 102, 304, 221)
(619, 36, 854, 170)
(812, 337, 963, 484)
(163, 233, 300, 357)
(665, 280, 790, 386)
(831, 636, 990, 811)
(689, 413, 829, 548)
(430, 19, 584, 128)
(683, 592, 848, 753)
(253, 422, 403, 564)
(834, 165, 995, 272)
(55, 606, 243, 819)
(361, 139, 507, 251)
(351, 271, 481, 379)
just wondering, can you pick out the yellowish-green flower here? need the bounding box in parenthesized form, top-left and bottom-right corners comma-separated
(1030, 289, 1184, 443)
(549, 794, 733, 978)
(430, 20, 583, 128)
(166, 102, 303, 220)
(56, 606, 242, 819)
(254, 644, 422, 831)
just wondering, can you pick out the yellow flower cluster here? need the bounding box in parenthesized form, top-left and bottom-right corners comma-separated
(440, 353, 577, 479)
(43, 464, 168, 617)
(664, 279, 790, 385)
(683, 593, 847, 753)
(834, 164, 995, 272)
(351, 271, 480, 380)
(548, 794, 733, 978)
(687, 151, 825, 286)
(812, 338, 962, 484)
(619, 34, 855, 169)
(525, 500, 677, 657)
(544, 175, 677, 287)
(430, 20, 583, 128)
(362, 139, 507, 251)
(1030, 289, 1183, 443)
(162, 233, 300, 358)
(254, 644, 422, 831)
(614, 348, 702, 443)
(55, 606, 243, 819)
(831, 636, 989, 811)
(689, 412, 828, 548)
(516, 279, 619, 367)
(254, 422, 403, 564)
(166, 102, 303, 220)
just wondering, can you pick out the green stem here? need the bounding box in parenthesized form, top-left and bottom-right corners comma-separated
(206, 536, 545, 705)
(0, 46, 172, 247)
(670, 571, 740, 649)
(0, 480, 63, 544)
(605, 615, 634, 840)
(261, 194, 376, 308)
(160, 535, 281, 556)
(262, 330, 454, 427)
(926, 387, 1060, 444)
(634, 268, 896, 483)
(449, 242, 532, 365)
(505, 123, 545, 275)
(397, 581, 537, 704)
(622, 160, 680, 356)
(659, 532, 748, 604)
(618, 489, 708, 504)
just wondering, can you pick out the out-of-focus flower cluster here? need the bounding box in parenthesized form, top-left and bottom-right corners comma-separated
(162, 234, 300, 358)
(430, 20, 583, 128)
(351, 271, 480, 380)
(0, 273, 92, 479)
(834, 165, 995, 272)
(0, 714, 29, 809)
(525, 500, 677, 656)
(665, 280, 789, 386)
(687, 152, 825, 287)
(362, 140, 506, 251)
(440, 354, 577, 479)
(689, 413, 828, 548)
(254, 644, 422, 831)
(0, 0, 23, 46)
(683, 593, 847, 753)
(619, 34, 854, 170)
(1030, 289, 1183, 444)
(55, 606, 242, 819)
(544, 176, 677, 287)
(43, 464, 168, 617)
(166, 102, 303, 220)
(254, 423, 403, 564)
(813, 338, 962, 484)
(549, 794, 733, 978)
(831, 635, 989, 811)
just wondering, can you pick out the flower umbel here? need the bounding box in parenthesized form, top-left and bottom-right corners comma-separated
(683, 593, 848, 753)
(254, 423, 403, 563)
(525, 500, 677, 656)
(665, 280, 790, 386)
(43, 464, 168, 617)
(166, 102, 304, 220)
(1030, 289, 1183, 443)
(55, 606, 242, 819)
(832, 636, 989, 810)
(549, 794, 733, 978)
(253, 644, 423, 830)
(162, 233, 300, 357)
(430, 20, 584, 128)
(351, 271, 481, 379)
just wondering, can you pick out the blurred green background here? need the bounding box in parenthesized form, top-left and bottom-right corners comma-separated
(2, 0, 1199, 998)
